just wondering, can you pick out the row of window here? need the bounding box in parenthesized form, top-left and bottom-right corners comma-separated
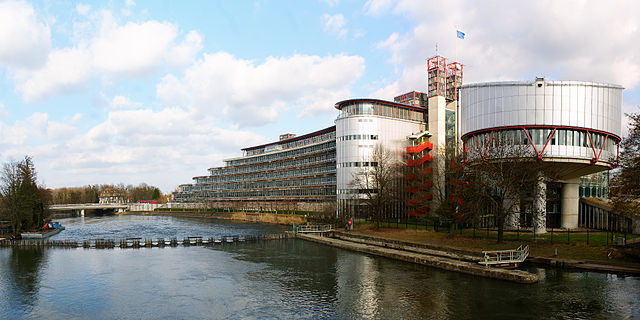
(195, 164, 336, 185)
(223, 141, 335, 168)
(243, 131, 336, 156)
(337, 161, 379, 168)
(336, 134, 378, 141)
(211, 153, 336, 177)
(337, 189, 377, 194)
(337, 101, 425, 122)
(174, 187, 337, 200)
(467, 128, 618, 153)
(184, 176, 336, 192)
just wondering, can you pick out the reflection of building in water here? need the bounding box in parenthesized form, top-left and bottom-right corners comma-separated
(334, 253, 380, 318)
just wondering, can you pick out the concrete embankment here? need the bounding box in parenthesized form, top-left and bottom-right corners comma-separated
(527, 256, 640, 275)
(123, 211, 308, 226)
(296, 233, 539, 284)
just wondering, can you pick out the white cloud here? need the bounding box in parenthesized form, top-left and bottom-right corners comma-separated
(76, 3, 91, 15)
(0, 0, 51, 69)
(157, 52, 365, 126)
(321, 0, 340, 7)
(166, 30, 203, 67)
(322, 13, 348, 38)
(16, 47, 92, 102)
(109, 95, 143, 110)
(89, 16, 203, 77)
(92, 20, 177, 77)
(0, 103, 7, 118)
(10, 11, 203, 101)
(0, 112, 75, 147)
(364, 0, 394, 16)
(373, 0, 640, 93)
(71, 113, 83, 122)
(4, 107, 269, 192)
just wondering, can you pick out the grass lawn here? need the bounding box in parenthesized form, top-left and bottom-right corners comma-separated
(352, 221, 640, 266)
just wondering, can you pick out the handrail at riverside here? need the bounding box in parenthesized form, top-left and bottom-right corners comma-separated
(479, 245, 529, 266)
(294, 224, 334, 233)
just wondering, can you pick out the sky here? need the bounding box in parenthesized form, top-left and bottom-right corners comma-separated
(0, 0, 638, 193)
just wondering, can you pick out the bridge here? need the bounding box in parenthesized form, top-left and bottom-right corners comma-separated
(48, 202, 205, 216)
(49, 203, 129, 216)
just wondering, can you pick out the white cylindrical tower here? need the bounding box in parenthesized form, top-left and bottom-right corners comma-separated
(334, 99, 427, 219)
(460, 79, 623, 230)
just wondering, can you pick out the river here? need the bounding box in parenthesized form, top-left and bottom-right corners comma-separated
(0, 215, 638, 319)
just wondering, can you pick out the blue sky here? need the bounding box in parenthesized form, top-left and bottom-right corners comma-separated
(0, 0, 638, 193)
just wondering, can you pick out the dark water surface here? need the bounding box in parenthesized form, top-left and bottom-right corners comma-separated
(1, 215, 638, 319)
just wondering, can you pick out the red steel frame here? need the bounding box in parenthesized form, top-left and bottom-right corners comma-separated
(461, 125, 621, 165)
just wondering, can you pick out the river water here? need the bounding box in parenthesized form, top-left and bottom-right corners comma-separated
(0, 215, 638, 319)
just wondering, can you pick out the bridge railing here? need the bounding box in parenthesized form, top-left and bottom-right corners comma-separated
(49, 203, 128, 209)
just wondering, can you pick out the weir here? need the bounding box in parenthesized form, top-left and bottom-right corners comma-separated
(0, 233, 292, 249)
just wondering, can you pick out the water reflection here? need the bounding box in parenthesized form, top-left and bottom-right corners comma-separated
(0, 216, 638, 319)
(0, 247, 48, 318)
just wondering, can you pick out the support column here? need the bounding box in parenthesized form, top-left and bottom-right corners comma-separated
(561, 178, 580, 229)
(504, 188, 520, 230)
(80, 209, 85, 217)
(533, 171, 547, 234)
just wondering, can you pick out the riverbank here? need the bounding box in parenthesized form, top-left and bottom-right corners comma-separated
(121, 210, 308, 226)
(297, 232, 539, 283)
(349, 225, 640, 275)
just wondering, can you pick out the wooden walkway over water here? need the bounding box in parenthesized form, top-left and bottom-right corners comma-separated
(0, 234, 292, 249)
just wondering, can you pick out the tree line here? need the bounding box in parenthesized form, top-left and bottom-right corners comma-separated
(49, 183, 165, 204)
(0, 155, 166, 233)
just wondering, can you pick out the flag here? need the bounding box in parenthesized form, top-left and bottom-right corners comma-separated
(456, 30, 465, 39)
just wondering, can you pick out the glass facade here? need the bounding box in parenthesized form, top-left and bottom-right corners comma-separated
(337, 100, 426, 122)
(579, 171, 609, 198)
(465, 127, 617, 162)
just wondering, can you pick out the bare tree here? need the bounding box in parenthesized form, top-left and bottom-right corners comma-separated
(462, 136, 553, 243)
(350, 145, 403, 229)
(611, 112, 640, 231)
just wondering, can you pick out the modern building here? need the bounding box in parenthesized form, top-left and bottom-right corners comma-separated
(174, 56, 461, 219)
(334, 98, 429, 218)
(173, 56, 625, 233)
(459, 79, 622, 231)
(174, 126, 337, 212)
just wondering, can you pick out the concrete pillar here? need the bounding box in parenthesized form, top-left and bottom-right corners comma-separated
(561, 178, 580, 229)
(504, 193, 520, 230)
(80, 209, 85, 217)
(533, 171, 547, 234)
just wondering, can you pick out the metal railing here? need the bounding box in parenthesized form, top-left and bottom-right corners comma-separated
(294, 224, 334, 234)
(479, 245, 529, 266)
